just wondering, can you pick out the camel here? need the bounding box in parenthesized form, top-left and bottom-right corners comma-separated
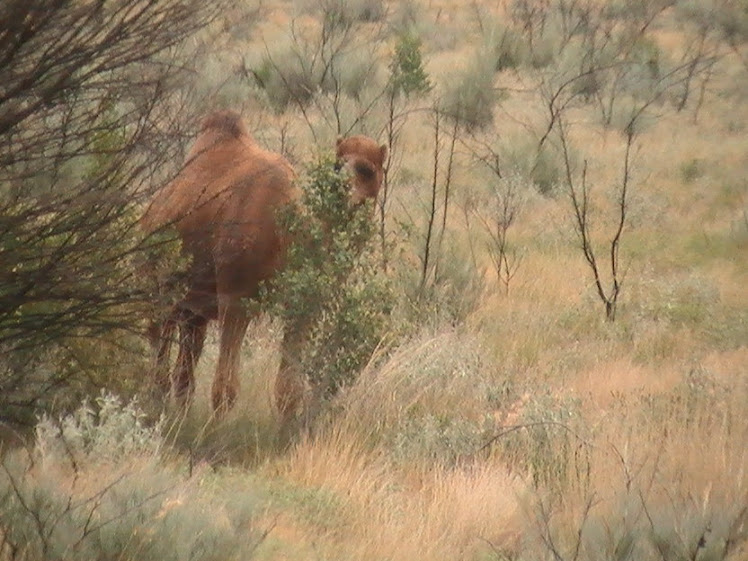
(141, 109, 386, 422)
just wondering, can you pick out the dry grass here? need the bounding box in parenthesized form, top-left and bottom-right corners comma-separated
(255, 427, 526, 560)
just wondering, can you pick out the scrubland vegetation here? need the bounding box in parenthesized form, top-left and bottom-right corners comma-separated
(1, 0, 747, 559)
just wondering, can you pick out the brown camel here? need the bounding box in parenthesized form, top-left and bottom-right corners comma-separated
(141, 109, 386, 422)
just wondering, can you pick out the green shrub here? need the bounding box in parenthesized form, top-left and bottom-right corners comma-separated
(551, 39, 612, 106)
(528, 36, 557, 68)
(389, 0, 423, 36)
(0, 458, 263, 561)
(483, 23, 529, 71)
(438, 55, 500, 130)
(679, 158, 703, 183)
(501, 139, 563, 196)
(343, 0, 387, 23)
(251, 31, 383, 113)
(530, 144, 564, 196)
(389, 31, 432, 98)
(0, 0, 220, 429)
(265, 158, 393, 405)
(631, 36, 661, 79)
(0, 102, 186, 427)
(677, 0, 748, 43)
(333, 47, 385, 102)
(614, 37, 664, 104)
(530, 489, 748, 561)
(571, 69, 603, 99)
(251, 47, 319, 112)
(423, 255, 486, 326)
(390, 228, 487, 327)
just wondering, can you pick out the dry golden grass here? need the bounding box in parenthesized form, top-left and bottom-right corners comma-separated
(255, 427, 526, 560)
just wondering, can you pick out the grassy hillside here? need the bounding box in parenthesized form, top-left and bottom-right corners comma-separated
(1, 1, 746, 559)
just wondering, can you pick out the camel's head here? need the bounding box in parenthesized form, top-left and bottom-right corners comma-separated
(336, 135, 388, 206)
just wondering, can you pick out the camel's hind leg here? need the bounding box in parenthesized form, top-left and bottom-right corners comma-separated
(212, 298, 251, 415)
(147, 311, 179, 396)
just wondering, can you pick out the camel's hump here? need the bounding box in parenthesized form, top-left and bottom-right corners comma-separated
(200, 110, 247, 138)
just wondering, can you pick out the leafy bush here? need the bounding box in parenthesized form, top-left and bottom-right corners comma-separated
(389, 0, 423, 36)
(527, 488, 748, 561)
(251, 45, 319, 112)
(438, 54, 500, 130)
(266, 158, 393, 406)
(500, 139, 563, 196)
(333, 48, 387, 102)
(389, 31, 432, 98)
(0, 459, 262, 561)
(250, 29, 383, 112)
(250, 0, 387, 113)
(483, 23, 530, 71)
(395, 244, 487, 327)
(679, 158, 703, 183)
(677, 0, 748, 43)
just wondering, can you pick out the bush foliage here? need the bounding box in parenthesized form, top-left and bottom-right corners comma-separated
(389, 31, 433, 98)
(266, 158, 393, 406)
(438, 55, 500, 130)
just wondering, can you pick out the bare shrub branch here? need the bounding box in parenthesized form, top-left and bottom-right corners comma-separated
(0, 0, 226, 423)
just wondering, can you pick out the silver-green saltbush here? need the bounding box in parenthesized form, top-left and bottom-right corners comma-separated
(35, 391, 164, 466)
(1, 395, 263, 561)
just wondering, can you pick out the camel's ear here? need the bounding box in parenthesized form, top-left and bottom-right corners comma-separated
(336, 137, 344, 155)
(379, 144, 388, 165)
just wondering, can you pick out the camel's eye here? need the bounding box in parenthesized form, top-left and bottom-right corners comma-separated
(353, 161, 375, 180)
